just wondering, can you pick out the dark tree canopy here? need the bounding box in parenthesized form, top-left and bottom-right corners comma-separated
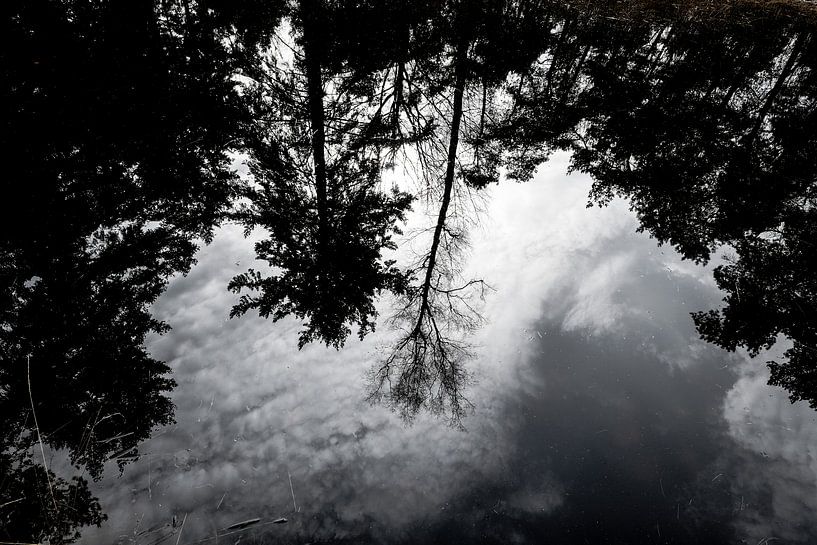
(227, 0, 417, 349)
(489, 4, 817, 407)
(1, 0, 284, 541)
(693, 209, 817, 408)
(0, 452, 105, 545)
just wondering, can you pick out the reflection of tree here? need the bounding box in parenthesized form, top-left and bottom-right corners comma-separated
(0, 452, 104, 545)
(7, 3, 817, 541)
(368, 32, 484, 423)
(493, 6, 817, 407)
(229, 0, 415, 349)
(368, 0, 548, 424)
(693, 209, 817, 408)
(2, 0, 283, 541)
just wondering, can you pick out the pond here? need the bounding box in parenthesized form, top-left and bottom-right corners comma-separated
(72, 157, 816, 545)
(3, 1, 816, 543)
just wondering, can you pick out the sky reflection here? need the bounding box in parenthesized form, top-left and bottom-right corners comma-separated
(83, 156, 817, 544)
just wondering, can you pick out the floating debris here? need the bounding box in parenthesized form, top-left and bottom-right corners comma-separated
(289, 471, 299, 512)
(226, 518, 261, 531)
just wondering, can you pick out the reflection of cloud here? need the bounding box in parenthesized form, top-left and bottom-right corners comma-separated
(721, 347, 817, 544)
(78, 151, 817, 544)
(468, 153, 726, 376)
(504, 475, 564, 516)
(561, 250, 640, 333)
(87, 155, 616, 543)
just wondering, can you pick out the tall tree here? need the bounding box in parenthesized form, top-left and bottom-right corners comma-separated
(368, 0, 551, 424)
(229, 0, 420, 349)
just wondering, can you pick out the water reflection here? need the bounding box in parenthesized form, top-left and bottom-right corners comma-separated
(3, 0, 817, 542)
(2, 0, 282, 541)
(495, 3, 817, 408)
(81, 171, 817, 544)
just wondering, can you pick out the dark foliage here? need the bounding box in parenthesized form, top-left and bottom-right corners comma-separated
(229, 159, 414, 349)
(0, 452, 105, 545)
(1, 0, 283, 541)
(490, 7, 817, 407)
(693, 208, 817, 408)
(228, 0, 416, 349)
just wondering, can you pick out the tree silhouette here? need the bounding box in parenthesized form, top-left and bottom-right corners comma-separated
(490, 4, 817, 409)
(693, 208, 817, 408)
(228, 0, 416, 349)
(368, 0, 551, 424)
(368, 32, 480, 422)
(569, 17, 817, 407)
(0, 451, 105, 545)
(6, 6, 817, 544)
(2, 0, 284, 541)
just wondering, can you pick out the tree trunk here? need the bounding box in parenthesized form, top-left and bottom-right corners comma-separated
(392, 61, 405, 137)
(745, 33, 805, 144)
(416, 40, 469, 322)
(300, 0, 329, 260)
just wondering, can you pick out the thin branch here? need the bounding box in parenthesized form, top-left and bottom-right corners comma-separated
(27, 355, 58, 513)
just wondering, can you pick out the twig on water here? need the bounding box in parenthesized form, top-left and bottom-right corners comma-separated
(27, 355, 58, 513)
(183, 518, 289, 545)
(288, 472, 298, 513)
(208, 519, 220, 545)
(175, 513, 188, 545)
(225, 519, 260, 531)
(0, 497, 25, 509)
